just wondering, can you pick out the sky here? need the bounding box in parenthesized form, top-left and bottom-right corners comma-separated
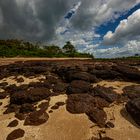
(0, 0, 140, 58)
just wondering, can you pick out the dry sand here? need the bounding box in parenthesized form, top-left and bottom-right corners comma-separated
(0, 58, 91, 66)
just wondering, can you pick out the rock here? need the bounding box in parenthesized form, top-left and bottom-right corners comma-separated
(52, 82, 67, 93)
(7, 120, 18, 127)
(16, 77, 24, 83)
(105, 121, 115, 128)
(123, 85, 140, 99)
(24, 110, 49, 126)
(27, 88, 51, 103)
(0, 82, 8, 87)
(86, 108, 107, 127)
(90, 69, 121, 80)
(112, 65, 140, 81)
(10, 87, 51, 105)
(51, 102, 65, 110)
(4, 104, 20, 114)
(38, 102, 49, 111)
(15, 113, 26, 120)
(51, 105, 59, 110)
(91, 86, 119, 103)
(56, 102, 65, 106)
(49, 110, 53, 113)
(0, 92, 8, 99)
(66, 94, 109, 114)
(66, 80, 91, 94)
(6, 128, 25, 140)
(94, 137, 114, 140)
(46, 75, 59, 84)
(65, 71, 98, 83)
(19, 103, 36, 113)
(126, 98, 140, 126)
(0, 102, 2, 106)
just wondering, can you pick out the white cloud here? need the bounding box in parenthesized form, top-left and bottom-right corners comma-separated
(103, 9, 140, 45)
(92, 40, 140, 58)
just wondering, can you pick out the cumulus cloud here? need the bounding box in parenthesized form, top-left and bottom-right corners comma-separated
(103, 9, 140, 45)
(71, 0, 140, 30)
(92, 40, 140, 58)
(0, 0, 139, 42)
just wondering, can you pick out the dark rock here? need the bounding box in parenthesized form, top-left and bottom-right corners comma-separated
(0, 102, 2, 106)
(19, 103, 36, 114)
(6, 128, 25, 140)
(0, 82, 8, 87)
(112, 65, 140, 81)
(24, 110, 49, 126)
(27, 88, 51, 102)
(123, 85, 140, 100)
(56, 102, 65, 106)
(7, 120, 18, 127)
(51, 102, 65, 110)
(5, 84, 29, 93)
(10, 87, 51, 105)
(126, 98, 140, 126)
(86, 108, 107, 127)
(90, 69, 121, 80)
(38, 102, 49, 111)
(94, 137, 114, 140)
(46, 75, 59, 84)
(65, 71, 98, 83)
(52, 82, 67, 93)
(29, 81, 52, 89)
(15, 113, 26, 120)
(91, 86, 119, 103)
(105, 121, 115, 128)
(4, 104, 20, 114)
(66, 80, 91, 94)
(51, 105, 59, 110)
(66, 94, 109, 114)
(0, 92, 8, 99)
(49, 110, 53, 113)
(16, 77, 24, 83)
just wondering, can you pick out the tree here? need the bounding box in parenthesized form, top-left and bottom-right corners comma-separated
(44, 45, 62, 56)
(62, 41, 76, 56)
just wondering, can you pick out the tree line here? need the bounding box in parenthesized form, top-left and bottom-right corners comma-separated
(0, 39, 94, 58)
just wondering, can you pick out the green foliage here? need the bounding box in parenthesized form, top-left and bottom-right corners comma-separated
(0, 39, 94, 58)
(63, 41, 76, 55)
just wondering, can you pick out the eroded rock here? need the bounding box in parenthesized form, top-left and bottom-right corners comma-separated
(126, 98, 140, 126)
(6, 128, 25, 140)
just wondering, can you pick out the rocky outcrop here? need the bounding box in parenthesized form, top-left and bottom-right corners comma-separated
(66, 94, 109, 127)
(91, 86, 119, 103)
(66, 80, 91, 94)
(126, 98, 140, 126)
(123, 85, 140, 100)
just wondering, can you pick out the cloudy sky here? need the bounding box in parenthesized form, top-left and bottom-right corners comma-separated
(0, 0, 140, 58)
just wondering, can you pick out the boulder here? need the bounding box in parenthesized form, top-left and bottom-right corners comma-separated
(123, 85, 140, 100)
(24, 110, 49, 126)
(112, 65, 140, 81)
(126, 98, 140, 126)
(19, 103, 36, 114)
(86, 108, 107, 127)
(10, 88, 51, 105)
(65, 71, 98, 83)
(66, 80, 91, 94)
(66, 94, 109, 114)
(91, 86, 119, 103)
(6, 128, 25, 140)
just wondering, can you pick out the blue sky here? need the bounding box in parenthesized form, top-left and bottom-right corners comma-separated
(53, 1, 140, 58)
(0, 0, 140, 58)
